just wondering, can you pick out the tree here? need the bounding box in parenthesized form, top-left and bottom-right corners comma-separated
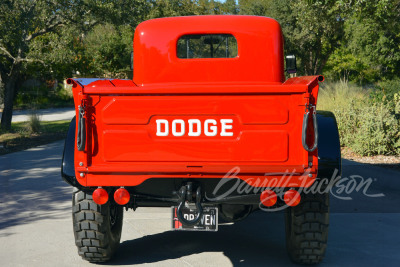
(321, 0, 400, 83)
(0, 0, 150, 130)
(323, 46, 366, 82)
(221, 0, 239, 14)
(343, 0, 400, 82)
(82, 24, 134, 78)
(1, 1, 83, 130)
(288, 0, 345, 75)
(239, 0, 273, 16)
(238, 0, 345, 76)
(148, 0, 202, 18)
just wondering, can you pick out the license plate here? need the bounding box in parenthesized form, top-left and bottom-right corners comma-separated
(172, 206, 218, 231)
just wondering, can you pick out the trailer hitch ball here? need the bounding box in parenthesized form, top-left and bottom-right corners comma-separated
(176, 186, 203, 226)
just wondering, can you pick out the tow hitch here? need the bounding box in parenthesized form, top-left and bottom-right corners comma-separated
(176, 183, 203, 226)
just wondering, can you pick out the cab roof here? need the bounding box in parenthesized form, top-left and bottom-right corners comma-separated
(133, 15, 284, 86)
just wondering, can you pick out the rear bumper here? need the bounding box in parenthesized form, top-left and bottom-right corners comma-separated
(77, 169, 316, 188)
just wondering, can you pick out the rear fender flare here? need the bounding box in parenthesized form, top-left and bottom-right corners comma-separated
(316, 111, 342, 183)
(61, 116, 83, 189)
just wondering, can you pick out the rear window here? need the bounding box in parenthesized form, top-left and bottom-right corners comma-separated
(177, 34, 238, 59)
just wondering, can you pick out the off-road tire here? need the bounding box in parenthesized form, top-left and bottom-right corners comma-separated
(72, 189, 123, 262)
(285, 192, 329, 265)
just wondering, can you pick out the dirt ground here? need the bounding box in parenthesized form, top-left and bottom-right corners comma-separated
(341, 147, 400, 170)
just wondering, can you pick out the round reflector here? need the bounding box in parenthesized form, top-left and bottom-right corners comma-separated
(260, 190, 277, 207)
(284, 190, 301, 207)
(92, 188, 109, 205)
(114, 188, 130, 205)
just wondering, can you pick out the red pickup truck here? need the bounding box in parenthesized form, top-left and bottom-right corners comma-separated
(62, 15, 341, 264)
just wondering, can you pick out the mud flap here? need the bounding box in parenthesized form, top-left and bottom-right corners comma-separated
(316, 111, 342, 183)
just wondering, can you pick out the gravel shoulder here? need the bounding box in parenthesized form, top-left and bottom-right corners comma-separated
(341, 147, 400, 170)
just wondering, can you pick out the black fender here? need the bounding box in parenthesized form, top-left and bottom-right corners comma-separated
(61, 116, 83, 189)
(316, 111, 342, 182)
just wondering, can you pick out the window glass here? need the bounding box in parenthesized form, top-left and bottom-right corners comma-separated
(177, 34, 238, 59)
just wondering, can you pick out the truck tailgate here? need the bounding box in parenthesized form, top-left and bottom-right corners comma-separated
(69, 78, 320, 187)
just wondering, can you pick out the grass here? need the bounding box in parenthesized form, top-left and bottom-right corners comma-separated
(27, 112, 41, 133)
(0, 120, 70, 155)
(317, 80, 368, 111)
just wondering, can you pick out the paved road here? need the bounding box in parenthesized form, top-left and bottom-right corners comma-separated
(0, 141, 399, 266)
(0, 107, 75, 122)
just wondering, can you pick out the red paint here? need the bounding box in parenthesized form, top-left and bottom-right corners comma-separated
(68, 15, 322, 188)
(133, 16, 285, 85)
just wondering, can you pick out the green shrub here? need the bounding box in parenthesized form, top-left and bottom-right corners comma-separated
(318, 81, 400, 156)
(376, 79, 400, 99)
(395, 93, 400, 114)
(351, 102, 400, 155)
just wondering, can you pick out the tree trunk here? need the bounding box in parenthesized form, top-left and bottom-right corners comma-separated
(0, 74, 3, 107)
(1, 74, 18, 131)
(316, 58, 328, 76)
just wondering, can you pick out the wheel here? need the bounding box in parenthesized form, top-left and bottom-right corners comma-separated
(285, 192, 329, 264)
(72, 189, 123, 262)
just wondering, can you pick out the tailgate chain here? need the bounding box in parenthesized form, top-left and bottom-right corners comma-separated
(302, 104, 318, 152)
(77, 104, 86, 151)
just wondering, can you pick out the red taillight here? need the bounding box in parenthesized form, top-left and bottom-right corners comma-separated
(114, 188, 130, 205)
(260, 189, 277, 207)
(284, 190, 301, 207)
(93, 188, 109, 205)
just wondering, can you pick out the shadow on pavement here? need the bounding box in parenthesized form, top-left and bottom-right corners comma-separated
(112, 211, 295, 266)
(0, 141, 71, 232)
(330, 159, 400, 213)
(105, 160, 400, 266)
